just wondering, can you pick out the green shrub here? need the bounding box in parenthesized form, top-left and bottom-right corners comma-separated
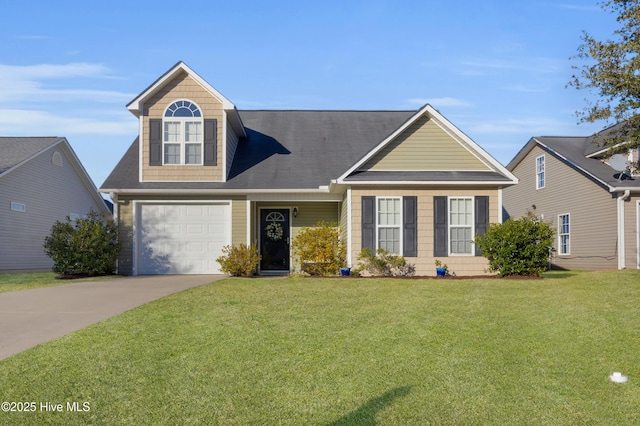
(217, 243, 261, 277)
(355, 248, 416, 277)
(291, 221, 346, 276)
(474, 211, 555, 277)
(43, 210, 120, 276)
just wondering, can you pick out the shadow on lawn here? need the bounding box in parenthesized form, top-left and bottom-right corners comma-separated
(327, 386, 412, 426)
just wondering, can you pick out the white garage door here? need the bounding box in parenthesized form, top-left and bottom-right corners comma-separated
(137, 203, 230, 274)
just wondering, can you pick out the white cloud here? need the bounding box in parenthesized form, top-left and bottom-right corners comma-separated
(466, 116, 597, 136)
(0, 63, 109, 79)
(0, 63, 133, 103)
(0, 109, 137, 136)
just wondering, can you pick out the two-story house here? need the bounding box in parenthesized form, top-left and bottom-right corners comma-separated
(504, 129, 640, 270)
(100, 62, 518, 276)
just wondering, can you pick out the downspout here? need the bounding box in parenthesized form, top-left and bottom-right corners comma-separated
(346, 186, 352, 268)
(109, 192, 119, 274)
(617, 190, 631, 270)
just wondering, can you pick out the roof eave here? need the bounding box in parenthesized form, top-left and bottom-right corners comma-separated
(534, 138, 615, 192)
(99, 188, 334, 195)
(126, 62, 240, 114)
(337, 179, 517, 186)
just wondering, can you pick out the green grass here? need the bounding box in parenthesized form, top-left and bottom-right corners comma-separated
(1, 271, 639, 425)
(0, 272, 119, 293)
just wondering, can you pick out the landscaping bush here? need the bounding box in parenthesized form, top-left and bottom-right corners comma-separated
(291, 221, 346, 276)
(474, 211, 555, 277)
(355, 248, 416, 277)
(216, 243, 261, 277)
(43, 210, 120, 277)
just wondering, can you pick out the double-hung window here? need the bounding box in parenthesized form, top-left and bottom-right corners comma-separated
(536, 155, 545, 189)
(361, 196, 417, 257)
(434, 195, 488, 257)
(163, 100, 203, 165)
(558, 214, 570, 255)
(449, 197, 473, 255)
(377, 197, 402, 254)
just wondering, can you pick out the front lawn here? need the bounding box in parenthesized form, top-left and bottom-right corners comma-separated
(0, 272, 119, 293)
(0, 271, 639, 424)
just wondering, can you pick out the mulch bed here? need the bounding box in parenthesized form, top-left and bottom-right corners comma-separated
(308, 274, 542, 280)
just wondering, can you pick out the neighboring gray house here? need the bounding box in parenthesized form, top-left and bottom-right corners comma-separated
(504, 133, 640, 271)
(0, 137, 112, 272)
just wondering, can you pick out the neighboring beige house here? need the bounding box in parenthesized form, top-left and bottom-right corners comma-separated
(0, 137, 112, 272)
(504, 132, 640, 270)
(100, 62, 518, 276)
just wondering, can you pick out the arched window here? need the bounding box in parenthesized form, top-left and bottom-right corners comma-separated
(163, 100, 203, 165)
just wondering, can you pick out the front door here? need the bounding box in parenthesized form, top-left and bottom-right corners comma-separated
(260, 209, 290, 272)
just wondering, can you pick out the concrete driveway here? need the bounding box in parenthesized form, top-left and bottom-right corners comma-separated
(0, 275, 226, 361)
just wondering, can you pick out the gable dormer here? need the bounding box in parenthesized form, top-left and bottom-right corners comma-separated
(126, 62, 246, 182)
(338, 104, 516, 185)
(361, 113, 493, 172)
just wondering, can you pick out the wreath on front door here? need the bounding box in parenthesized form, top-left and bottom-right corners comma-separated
(265, 221, 284, 241)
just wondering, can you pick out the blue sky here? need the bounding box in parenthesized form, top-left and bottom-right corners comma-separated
(0, 1, 618, 189)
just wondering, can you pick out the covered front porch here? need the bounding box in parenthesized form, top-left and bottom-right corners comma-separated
(246, 198, 345, 275)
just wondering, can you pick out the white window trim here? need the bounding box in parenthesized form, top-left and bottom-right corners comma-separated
(162, 99, 203, 166)
(558, 213, 570, 255)
(10, 202, 26, 212)
(536, 155, 545, 189)
(375, 196, 403, 255)
(448, 196, 475, 256)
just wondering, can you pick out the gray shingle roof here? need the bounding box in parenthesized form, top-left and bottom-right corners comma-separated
(101, 110, 416, 190)
(532, 136, 640, 190)
(0, 137, 62, 175)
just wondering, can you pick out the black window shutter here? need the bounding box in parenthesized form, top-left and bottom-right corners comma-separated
(361, 196, 376, 253)
(433, 196, 448, 257)
(403, 196, 418, 257)
(474, 196, 489, 256)
(204, 119, 217, 166)
(149, 119, 162, 166)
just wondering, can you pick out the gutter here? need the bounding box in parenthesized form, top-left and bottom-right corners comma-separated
(617, 190, 631, 269)
(99, 188, 334, 195)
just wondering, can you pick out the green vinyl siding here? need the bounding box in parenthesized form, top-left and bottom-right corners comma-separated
(363, 115, 491, 171)
(256, 201, 341, 272)
(231, 199, 247, 246)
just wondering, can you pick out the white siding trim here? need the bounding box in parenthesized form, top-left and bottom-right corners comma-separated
(536, 155, 545, 190)
(557, 213, 571, 256)
(375, 196, 403, 255)
(636, 200, 640, 270)
(498, 187, 503, 223)
(138, 101, 145, 183)
(617, 194, 626, 270)
(447, 196, 475, 256)
(246, 199, 251, 245)
(247, 193, 342, 202)
(347, 186, 352, 267)
(222, 111, 227, 182)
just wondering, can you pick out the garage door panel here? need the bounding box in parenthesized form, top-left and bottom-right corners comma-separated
(137, 203, 230, 275)
(186, 241, 205, 253)
(186, 223, 205, 235)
